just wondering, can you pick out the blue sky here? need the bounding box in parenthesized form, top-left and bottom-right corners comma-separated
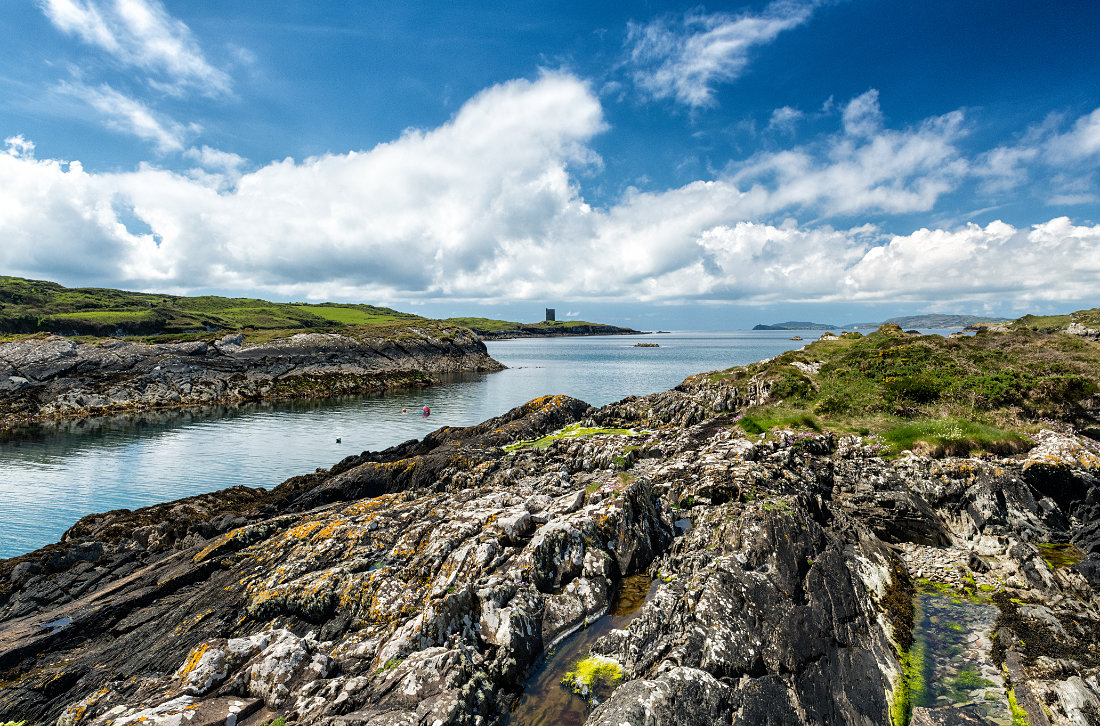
(2, 0, 1100, 328)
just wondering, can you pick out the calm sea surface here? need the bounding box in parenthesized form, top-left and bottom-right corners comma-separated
(0, 330, 945, 558)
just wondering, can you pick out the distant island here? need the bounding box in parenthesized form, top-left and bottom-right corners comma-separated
(752, 321, 839, 330)
(754, 314, 1012, 331)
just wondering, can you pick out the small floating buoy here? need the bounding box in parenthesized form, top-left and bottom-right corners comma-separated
(336, 437, 341, 443)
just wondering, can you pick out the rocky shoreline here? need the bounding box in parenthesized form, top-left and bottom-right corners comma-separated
(0, 328, 502, 429)
(1, 367, 1099, 725)
(474, 324, 644, 340)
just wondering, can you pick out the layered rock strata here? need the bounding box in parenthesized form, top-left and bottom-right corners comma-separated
(1, 380, 1099, 725)
(0, 329, 502, 427)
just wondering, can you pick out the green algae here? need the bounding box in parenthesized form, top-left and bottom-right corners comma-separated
(561, 655, 624, 698)
(503, 423, 648, 452)
(1007, 687, 1030, 725)
(1037, 543, 1085, 570)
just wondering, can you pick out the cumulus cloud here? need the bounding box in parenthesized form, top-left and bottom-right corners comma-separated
(626, 1, 816, 108)
(58, 82, 196, 153)
(1, 74, 1098, 309)
(732, 90, 968, 216)
(37, 0, 230, 96)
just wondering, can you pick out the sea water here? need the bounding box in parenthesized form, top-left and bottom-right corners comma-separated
(0, 330, 951, 558)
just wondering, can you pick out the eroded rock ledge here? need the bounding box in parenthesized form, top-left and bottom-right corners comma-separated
(0, 328, 502, 427)
(1, 381, 1099, 726)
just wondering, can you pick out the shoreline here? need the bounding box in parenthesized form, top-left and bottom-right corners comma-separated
(0, 328, 503, 430)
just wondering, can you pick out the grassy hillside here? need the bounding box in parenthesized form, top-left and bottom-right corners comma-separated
(701, 319, 1100, 455)
(1011, 308, 1100, 331)
(0, 276, 429, 341)
(0, 276, 639, 344)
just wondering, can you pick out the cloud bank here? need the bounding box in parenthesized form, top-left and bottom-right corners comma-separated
(2, 74, 1099, 309)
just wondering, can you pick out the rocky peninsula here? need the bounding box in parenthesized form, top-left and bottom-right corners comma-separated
(1, 322, 1100, 726)
(0, 327, 501, 428)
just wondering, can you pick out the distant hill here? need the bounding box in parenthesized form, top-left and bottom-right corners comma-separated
(847, 314, 1012, 330)
(752, 321, 840, 331)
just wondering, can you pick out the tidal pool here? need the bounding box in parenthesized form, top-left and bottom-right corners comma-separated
(506, 574, 656, 726)
(909, 591, 1011, 724)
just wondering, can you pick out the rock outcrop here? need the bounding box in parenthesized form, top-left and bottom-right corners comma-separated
(0, 328, 502, 427)
(2, 382, 1099, 725)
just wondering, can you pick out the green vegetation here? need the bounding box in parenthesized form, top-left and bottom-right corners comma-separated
(0, 275, 422, 340)
(561, 655, 625, 697)
(503, 422, 646, 452)
(1037, 543, 1085, 570)
(891, 633, 928, 726)
(1, 721, 27, 726)
(946, 666, 995, 702)
(1013, 307, 1100, 332)
(1007, 687, 1030, 726)
(0, 276, 636, 347)
(373, 657, 404, 675)
(716, 318, 1100, 455)
(883, 418, 1032, 457)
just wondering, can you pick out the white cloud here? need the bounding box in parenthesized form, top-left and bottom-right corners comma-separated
(767, 106, 803, 133)
(733, 90, 968, 216)
(58, 82, 196, 153)
(626, 1, 816, 108)
(37, 0, 230, 96)
(977, 107, 1100, 202)
(1, 74, 1098, 309)
(4, 135, 36, 158)
(841, 89, 882, 137)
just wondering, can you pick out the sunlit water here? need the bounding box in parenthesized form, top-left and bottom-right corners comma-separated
(0, 330, 954, 558)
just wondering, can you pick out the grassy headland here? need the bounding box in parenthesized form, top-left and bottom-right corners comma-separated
(0, 276, 634, 343)
(701, 316, 1100, 455)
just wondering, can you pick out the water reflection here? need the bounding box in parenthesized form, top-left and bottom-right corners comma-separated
(507, 574, 657, 726)
(1, 331, 827, 558)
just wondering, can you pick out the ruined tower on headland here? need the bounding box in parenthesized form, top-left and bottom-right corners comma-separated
(545, 308, 555, 322)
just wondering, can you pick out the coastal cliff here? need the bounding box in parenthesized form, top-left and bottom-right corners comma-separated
(1, 324, 1099, 726)
(0, 327, 502, 427)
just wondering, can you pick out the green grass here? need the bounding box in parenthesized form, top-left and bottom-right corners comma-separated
(298, 304, 412, 325)
(1013, 307, 1100, 331)
(883, 417, 1033, 457)
(699, 317, 1100, 454)
(0, 275, 435, 341)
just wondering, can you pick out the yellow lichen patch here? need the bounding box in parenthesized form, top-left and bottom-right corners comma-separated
(175, 643, 210, 680)
(287, 520, 326, 540)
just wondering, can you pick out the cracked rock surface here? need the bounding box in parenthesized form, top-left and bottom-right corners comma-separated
(1, 377, 1099, 726)
(0, 329, 502, 426)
